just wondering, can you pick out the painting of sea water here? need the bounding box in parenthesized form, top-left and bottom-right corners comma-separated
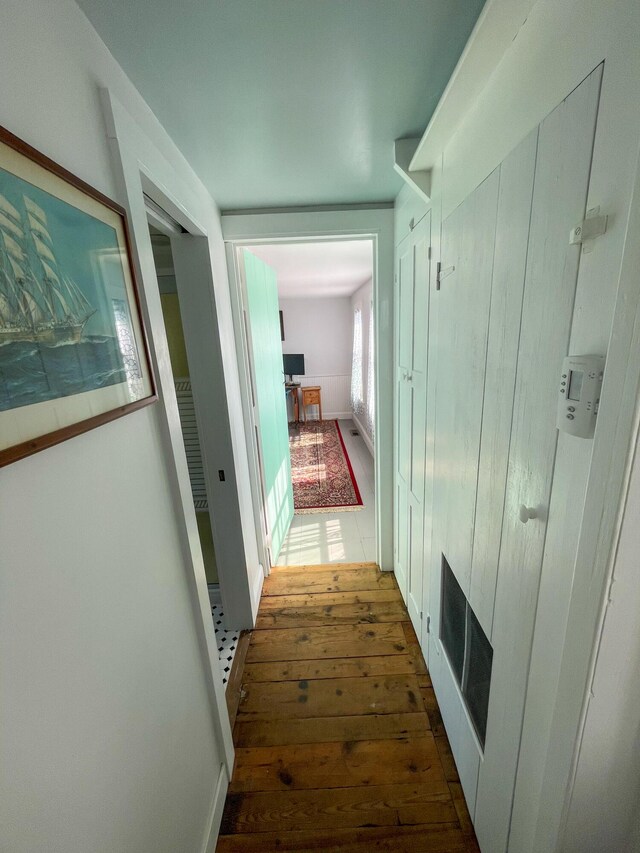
(0, 164, 139, 413)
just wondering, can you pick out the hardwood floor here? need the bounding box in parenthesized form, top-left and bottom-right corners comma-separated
(216, 562, 480, 852)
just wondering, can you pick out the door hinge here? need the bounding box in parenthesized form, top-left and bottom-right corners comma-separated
(436, 262, 455, 290)
(426, 614, 431, 634)
(428, 245, 432, 260)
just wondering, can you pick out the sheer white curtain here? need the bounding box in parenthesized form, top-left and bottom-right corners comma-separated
(366, 304, 375, 439)
(351, 307, 364, 415)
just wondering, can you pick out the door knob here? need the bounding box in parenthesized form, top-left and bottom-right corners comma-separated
(519, 505, 537, 524)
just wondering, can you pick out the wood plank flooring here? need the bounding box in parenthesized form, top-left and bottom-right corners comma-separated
(216, 562, 480, 852)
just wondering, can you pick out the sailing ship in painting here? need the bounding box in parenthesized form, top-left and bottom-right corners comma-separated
(0, 193, 96, 345)
(0, 174, 140, 414)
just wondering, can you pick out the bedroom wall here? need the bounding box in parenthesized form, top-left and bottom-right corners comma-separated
(0, 0, 235, 849)
(279, 295, 353, 419)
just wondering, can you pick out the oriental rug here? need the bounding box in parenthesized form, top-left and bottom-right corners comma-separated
(289, 419, 363, 513)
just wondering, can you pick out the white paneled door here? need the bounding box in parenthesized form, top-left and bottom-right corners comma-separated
(395, 212, 430, 634)
(422, 65, 602, 853)
(474, 66, 603, 853)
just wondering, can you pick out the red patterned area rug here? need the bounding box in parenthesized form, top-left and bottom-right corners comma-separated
(289, 419, 363, 513)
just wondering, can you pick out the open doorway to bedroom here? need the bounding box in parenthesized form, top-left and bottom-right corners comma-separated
(242, 239, 376, 567)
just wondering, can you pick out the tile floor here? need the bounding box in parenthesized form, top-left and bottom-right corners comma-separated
(276, 419, 376, 566)
(210, 597, 239, 688)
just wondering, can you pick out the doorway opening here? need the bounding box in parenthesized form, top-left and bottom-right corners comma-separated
(147, 210, 240, 685)
(239, 239, 376, 568)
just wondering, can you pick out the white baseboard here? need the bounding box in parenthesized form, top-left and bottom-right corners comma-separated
(352, 413, 375, 458)
(250, 563, 264, 618)
(326, 411, 353, 420)
(203, 763, 229, 853)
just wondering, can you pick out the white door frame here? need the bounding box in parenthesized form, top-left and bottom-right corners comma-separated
(226, 245, 274, 574)
(222, 206, 395, 570)
(228, 236, 376, 573)
(99, 89, 251, 796)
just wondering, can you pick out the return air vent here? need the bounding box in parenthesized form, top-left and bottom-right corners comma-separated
(350, 429, 360, 436)
(441, 557, 493, 749)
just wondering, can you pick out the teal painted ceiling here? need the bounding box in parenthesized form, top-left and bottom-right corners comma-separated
(77, 0, 484, 209)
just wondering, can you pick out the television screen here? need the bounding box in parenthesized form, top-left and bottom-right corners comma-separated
(283, 353, 305, 377)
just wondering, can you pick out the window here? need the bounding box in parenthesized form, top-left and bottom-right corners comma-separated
(366, 304, 375, 438)
(351, 306, 364, 414)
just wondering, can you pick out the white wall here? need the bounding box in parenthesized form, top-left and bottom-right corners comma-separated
(561, 427, 640, 853)
(280, 295, 352, 419)
(351, 279, 374, 451)
(0, 0, 238, 849)
(280, 295, 352, 376)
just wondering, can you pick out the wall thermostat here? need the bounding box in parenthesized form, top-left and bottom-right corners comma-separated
(557, 355, 605, 439)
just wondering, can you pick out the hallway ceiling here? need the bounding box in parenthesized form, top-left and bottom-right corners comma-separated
(247, 241, 373, 298)
(77, 0, 484, 210)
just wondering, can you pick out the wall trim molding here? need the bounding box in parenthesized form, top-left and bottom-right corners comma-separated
(352, 412, 375, 458)
(203, 764, 229, 853)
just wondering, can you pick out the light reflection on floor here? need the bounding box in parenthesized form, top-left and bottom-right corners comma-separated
(276, 419, 376, 566)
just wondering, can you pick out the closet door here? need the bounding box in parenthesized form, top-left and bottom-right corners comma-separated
(474, 66, 602, 853)
(433, 170, 500, 597)
(394, 212, 430, 632)
(427, 168, 501, 805)
(427, 65, 602, 830)
(395, 233, 413, 599)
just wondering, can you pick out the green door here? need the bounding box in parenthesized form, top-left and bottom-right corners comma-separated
(243, 250, 294, 563)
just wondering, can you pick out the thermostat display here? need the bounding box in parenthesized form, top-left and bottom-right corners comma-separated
(557, 355, 604, 439)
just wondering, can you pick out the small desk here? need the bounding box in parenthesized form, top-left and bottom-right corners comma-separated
(301, 386, 322, 422)
(285, 384, 300, 422)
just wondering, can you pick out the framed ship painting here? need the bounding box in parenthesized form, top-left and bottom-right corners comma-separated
(0, 126, 156, 466)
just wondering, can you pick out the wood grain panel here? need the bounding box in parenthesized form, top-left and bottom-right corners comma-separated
(229, 736, 448, 793)
(221, 784, 456, 833)
(217, 824, 473, 853)
(237, 674, 424, 720)
(245, 622, 407, 662)
(216, 563, 479, 852)
(242, 653, 417, 683)
(263, 565, 394, 596)
(258, 588, 400, 609)
(234, 712, 429, 747)
(255, 599, 408, 628)
(402, 620, 428, 674)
